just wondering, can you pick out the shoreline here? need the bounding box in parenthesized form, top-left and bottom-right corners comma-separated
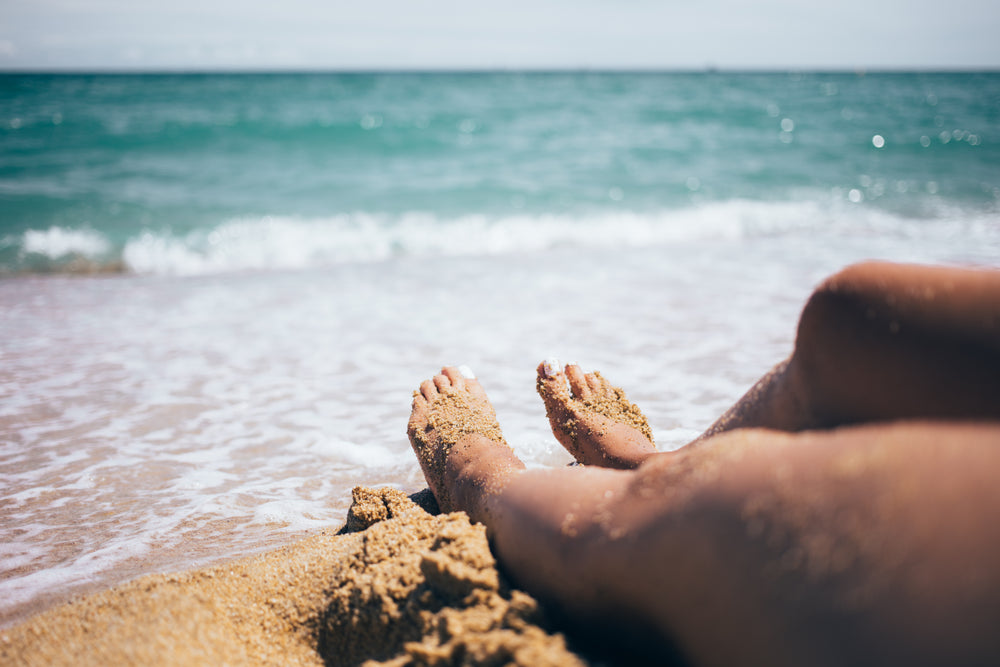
(0, 517, 327, 631)
(0, 487, 590, 666)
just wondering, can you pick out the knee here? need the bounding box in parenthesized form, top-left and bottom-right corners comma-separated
(805, 262, 890, 315)
(795, 263, 880, 358)
(789, 264, 895, 419)
(796, 261, 923, 351)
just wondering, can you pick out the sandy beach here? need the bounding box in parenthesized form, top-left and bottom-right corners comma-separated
(1, 486, 590, 666)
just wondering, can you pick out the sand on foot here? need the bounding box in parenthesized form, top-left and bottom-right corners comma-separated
(0, 487, 587, 667)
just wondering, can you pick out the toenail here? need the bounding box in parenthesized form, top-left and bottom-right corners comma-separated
(542, 357, 560, 377)
(458, 364, 476, 379)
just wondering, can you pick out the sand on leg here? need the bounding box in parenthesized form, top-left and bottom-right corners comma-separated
(535, 360, 657, 469)
(409, 375, 1000, 665)
(406, 263, 1000, 664)
(509, 423, 1000, 666)
(407, 366, 525, 520)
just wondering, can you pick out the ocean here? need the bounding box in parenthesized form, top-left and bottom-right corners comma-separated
(1, 71, 998, 626)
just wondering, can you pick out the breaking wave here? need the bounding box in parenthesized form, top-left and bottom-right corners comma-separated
(3, 200, 998, 276)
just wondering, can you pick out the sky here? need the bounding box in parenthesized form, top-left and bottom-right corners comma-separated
(2, 0, 999, 71)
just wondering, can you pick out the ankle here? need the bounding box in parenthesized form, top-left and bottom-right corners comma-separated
(444, 434, 524, 523)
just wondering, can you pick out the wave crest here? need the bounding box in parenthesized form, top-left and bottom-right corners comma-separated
(120, 202, 829, 276)
(6, 201, 998, 276)
(21, 227, 111, 259)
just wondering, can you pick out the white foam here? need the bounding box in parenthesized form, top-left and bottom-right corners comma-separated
(2, 220, 998, 627)
(116, 202, 1000, 276)
(309, 438, 399, 468)
(9, 200, 997, 277)
(21, 227, 110, 258)
(117, 207, 752, 276)
(252, 500, 331, 529)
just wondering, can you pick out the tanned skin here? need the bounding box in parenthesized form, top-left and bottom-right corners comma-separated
(407, 262, 1000, 667)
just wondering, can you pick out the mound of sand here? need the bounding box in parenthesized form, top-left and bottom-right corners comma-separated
(1, 487, 587, 667)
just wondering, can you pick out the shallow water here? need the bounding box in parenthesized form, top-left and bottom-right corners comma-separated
(3, 229, 997, 626)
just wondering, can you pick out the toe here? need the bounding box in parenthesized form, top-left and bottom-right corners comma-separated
(566, 364, 592, 400)
(465, 376, 489, 401)
(441, 366, 466, 392)
(411, 390, 428, 410)
(433, 373, 452, 393)
(407, 392, 429, 436)
(420, 379, 438, 401)
(536, 359, 570, 401)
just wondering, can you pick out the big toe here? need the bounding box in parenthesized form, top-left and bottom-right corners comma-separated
(407, 391, 429, 437)
(536, 358, 572, 407)
(449, 364, 491, 401)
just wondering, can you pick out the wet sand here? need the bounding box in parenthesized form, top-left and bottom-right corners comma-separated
(0, 487, 588, 667)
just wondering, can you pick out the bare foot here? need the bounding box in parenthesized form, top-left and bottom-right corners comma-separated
(536, 360, 656, 470)
(407, 366, 525, 518)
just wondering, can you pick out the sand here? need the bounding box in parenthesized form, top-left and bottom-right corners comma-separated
(536, 370, 655, 445)
(409, 386, 516, 513)
(578, 373, 654, 444)
(0, 486, 588, 667)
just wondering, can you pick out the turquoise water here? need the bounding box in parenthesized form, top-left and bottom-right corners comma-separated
(1, 72, 998, 273)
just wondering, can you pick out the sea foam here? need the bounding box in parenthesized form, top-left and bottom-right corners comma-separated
(21, 227, 110, 259)
(3, 204, 990, 278)
(111, 201, 996, 276)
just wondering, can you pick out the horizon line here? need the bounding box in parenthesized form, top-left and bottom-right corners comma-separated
(2, 66, 999, 76)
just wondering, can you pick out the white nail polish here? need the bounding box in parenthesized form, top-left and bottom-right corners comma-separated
(542, 357, 560, 377)
(458, 364, 476, 379)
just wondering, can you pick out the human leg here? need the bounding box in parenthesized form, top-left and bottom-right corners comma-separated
(507, 422, 1000, 666)
(702, 261, 1000, 438)
(409, 375, 1000, 665)
(536, 263, 1000, 466)
(407, 366, 524, 520)
(406, 262, 1000, 663)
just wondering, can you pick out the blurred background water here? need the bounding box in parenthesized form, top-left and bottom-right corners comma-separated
(2, 72, 997, 273)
